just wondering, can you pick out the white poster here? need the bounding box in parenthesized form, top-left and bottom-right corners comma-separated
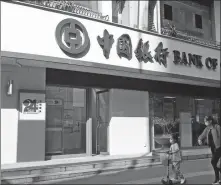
(73, 88, 85, 107)
(46, 98, 63, 106)
(19, 92, 46, 121)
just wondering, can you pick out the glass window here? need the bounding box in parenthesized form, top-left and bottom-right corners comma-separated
(73, 0, 98, 11)
(150, 93, 220, 149)
(150, 94, 179, 149)
(193, 98, 220, 146)
(112, 0, 139, 28)
(195, 14, 203, 29)
(164, 4, 173, 21)
(112, 0, 129, 26)
(45, 86, 87, 156)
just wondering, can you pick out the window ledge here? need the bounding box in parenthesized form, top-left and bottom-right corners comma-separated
(11, 0, 109, 21)
(161, 27, 221, 49)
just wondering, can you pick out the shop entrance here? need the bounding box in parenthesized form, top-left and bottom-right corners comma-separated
(95, 89, 110, 155)
(45, 86, 87, 158)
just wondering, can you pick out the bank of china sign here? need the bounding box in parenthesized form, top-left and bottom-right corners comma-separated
(55, 18, 219, 71)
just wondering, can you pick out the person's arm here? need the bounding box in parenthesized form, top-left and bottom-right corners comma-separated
(198, 127, 208, 143)
(168, 145, 172, 153)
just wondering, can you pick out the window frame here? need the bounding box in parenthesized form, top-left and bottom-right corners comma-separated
(164, 4, 173, 21)
(72, 1, 98, 11)
(150, 93, 220, 150)
(194, 13, 203, 29)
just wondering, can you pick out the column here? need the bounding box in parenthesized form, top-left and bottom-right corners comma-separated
(138, 0, 149, 30)
(109, 89, 150, 155)
(129, 1, 139, 28)
(153, 0, 161, 33)
(156, 0, 161, 34)
(213, 1, 220, 42)
(210, 4, 216, 41)
(86, 118, 92, 155)
(98, 0, 112, 22)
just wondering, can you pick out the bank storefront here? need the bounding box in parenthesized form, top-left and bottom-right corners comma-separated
(1, 1, 220, 164)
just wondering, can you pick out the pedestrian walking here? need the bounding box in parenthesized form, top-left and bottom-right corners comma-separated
(198, 116, 221, 185)
(169, 134, 186, 184)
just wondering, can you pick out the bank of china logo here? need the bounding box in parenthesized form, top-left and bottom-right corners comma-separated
(55, 18, 90, 58)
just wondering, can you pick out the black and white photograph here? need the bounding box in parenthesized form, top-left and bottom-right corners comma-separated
(0, 0, 220, 184)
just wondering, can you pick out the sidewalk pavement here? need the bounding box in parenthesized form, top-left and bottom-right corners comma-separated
(127, 171, 214, 184)
(1, 147, 212, 184)
(44, 158, 214, 184)
(2, 147, 211, 171)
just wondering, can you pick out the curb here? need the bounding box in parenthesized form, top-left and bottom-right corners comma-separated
(1, 153, 212, 184)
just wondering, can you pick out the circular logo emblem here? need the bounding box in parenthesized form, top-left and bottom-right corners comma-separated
(55, 18, 90, 58)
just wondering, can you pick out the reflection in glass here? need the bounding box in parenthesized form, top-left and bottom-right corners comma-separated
(150, 94, 179, 149)
(45, 86, 87, 156)
(150, 93, 220, 149)
(193, 98, 220, 146)
(96, 89, 109, 154)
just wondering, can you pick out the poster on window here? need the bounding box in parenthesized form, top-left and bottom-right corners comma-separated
(163, 102, 174, 120)
(19, 91, 46, 120)
(73, 88, 85, 107)
(46, 98, 63, 106)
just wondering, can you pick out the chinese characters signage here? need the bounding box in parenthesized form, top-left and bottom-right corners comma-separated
(55, 18, 219, 71)
(97, 29, 114, 59)
(117, 34, 132, 60)
(19, 92, 46, 121)
(154, 42, 169, 67)
(134, 39, 153, 63)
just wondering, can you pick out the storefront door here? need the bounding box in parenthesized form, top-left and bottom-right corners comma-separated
(45, 86, 87, 158)
(96, 89, 109, 155)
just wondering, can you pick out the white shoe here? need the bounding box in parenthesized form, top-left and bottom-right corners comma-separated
(180, 178, 186, 184)
(170, 178, 180, 183)
(170, 178, 178, 181)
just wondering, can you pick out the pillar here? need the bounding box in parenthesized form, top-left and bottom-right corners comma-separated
(98, 0, 112, 22)
(213, 1, 220, 42)
(138, 0, 149, 30)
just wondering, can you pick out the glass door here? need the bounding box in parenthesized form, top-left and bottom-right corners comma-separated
(62, 88, 87, 154)
(96, 89, 109, 155)
(45, 86, 87, 157)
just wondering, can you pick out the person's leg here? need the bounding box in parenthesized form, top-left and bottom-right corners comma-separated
(216, 147, 221, 181)
(172, 163, 177, 180)
(217, 147, 221, 171)
(211, 147, 220, 182)
(174, 162, 184, 179)
(174, 162, 186, 184)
